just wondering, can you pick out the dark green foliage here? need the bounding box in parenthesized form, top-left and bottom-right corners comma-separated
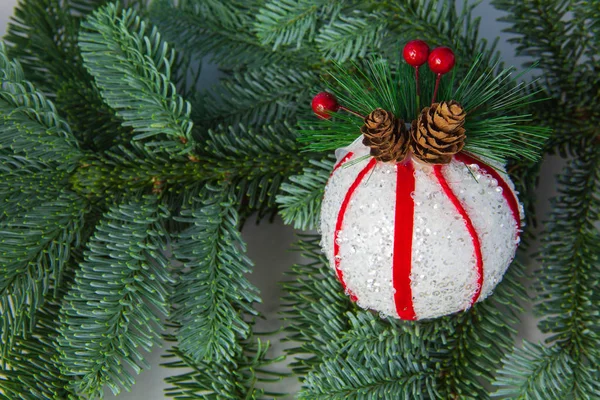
(55, 77, 131, 152)
(494, 143, 600, 399)
(0, 191, 86, 351)
(4, 0, 82, 92)
(151, 0, 296, 69)
(255, 0, 341, 49)
(488, 1, 600, 398)
(171, 186, 260, 364)
(1, 0, 597, 397)
(536, 145, 599, 349)
(79, 4, 195, 156)
(4, 0, 133, 153)
(0, 43, 86, 358)
(315, 9, 387, 63)
(202, 66, 318, 127)
(0, 44, 82, 169)
(492, 0, 599, 154)
(493, 342, 573, 399)
(0, 301, 76, 400)
(300, 352, 437, 399)
(162, 334, 285, 399)
(58, 195, 173, 397)
(277, 157, 334, 230)
(199, 122, 307, 214)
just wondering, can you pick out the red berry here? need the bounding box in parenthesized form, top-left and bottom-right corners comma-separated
(403, 40, 430, 67)
(312, 92, 340, 119)
(428, 47, 455, 75)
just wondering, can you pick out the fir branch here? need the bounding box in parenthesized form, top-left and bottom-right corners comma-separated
(203, 66, 318, 127)
(171, 185, 260, 364)
(3, 0, 131, 154)
(299, 352, 437, 400)
(162, 334, 285, 399)
(79, 3, 195, 155)
(199, 122, 307, 213)
(540, 142, 599, 355)
(281, 235, 353, 375)
(54, 77, 131, 152)
(0, 300, 76, 400)
(0, 156, 69, 220)
(315, 10, 386, 63)
(491, 0, 585, 88)
(5, 0, 130, 154)
(336, 312, 453, 368)
(150, 0, 306, 70)
(492, 342, 572, 399)
(4, 0, 82, 92)
(0, 44, 82, 170)
(492, 0, 600, 156)
(493, 142, 600, 399)
(0, 190, 87, 354)
(69, 0, 113, 14)
(57, 194, 173, 398)
(276, 157, 334, 230)
(69, 121, 308, 216)
(254, 0, 341, 50)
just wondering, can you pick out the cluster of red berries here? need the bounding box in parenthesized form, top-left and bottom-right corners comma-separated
(402, 40, 455, 75)
(312, 40, 456, 119)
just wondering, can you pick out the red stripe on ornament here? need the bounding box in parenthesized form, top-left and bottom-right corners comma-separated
(454, 153, 521, 237)
(433, 165, 484, 305)
(334, 157, 377, 302)
(392, 160, 417, 320)
(330, 152, 355, 178)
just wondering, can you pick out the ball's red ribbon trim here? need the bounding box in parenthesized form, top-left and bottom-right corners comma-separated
(454, 153, 521, 237)
(434, 164, 484, 305)
(393, 160, 417, 320)
(334, 156, 376, 302)
(330, 152, 354, 178)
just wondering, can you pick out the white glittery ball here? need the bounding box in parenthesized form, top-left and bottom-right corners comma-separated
(320, 139, 523, 320)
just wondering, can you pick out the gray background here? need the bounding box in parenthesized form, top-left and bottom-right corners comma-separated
(0, 1, 562, 398)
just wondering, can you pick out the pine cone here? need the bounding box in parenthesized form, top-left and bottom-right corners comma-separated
(410, 101, 466, 164)
(361, 108, 409, 162)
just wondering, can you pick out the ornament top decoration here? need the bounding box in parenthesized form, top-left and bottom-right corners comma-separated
(303, 41, 549, 320)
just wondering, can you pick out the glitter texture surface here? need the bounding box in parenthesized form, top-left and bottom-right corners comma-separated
(320, 141, 521, 320)
(410, 162, 478, 319)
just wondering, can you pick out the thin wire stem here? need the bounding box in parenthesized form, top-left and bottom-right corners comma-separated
(415, 67, 420, 110)
(431, 74, 441, 104)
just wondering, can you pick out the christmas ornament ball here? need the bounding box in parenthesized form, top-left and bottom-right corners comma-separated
(312, 92, 340, 119)
(320, 140, 522, 320)
(403, 40, 430, 67)
(428, 46, 456, 75)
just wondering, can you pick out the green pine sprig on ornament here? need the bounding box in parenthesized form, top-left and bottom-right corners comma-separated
(301, 49, 550, 164)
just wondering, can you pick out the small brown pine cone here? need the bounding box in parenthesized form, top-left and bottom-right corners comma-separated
(410, 101, 466, 164)
(360, 108, 409, 162)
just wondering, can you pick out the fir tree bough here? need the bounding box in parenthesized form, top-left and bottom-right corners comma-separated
(0, 0, 597, 398)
